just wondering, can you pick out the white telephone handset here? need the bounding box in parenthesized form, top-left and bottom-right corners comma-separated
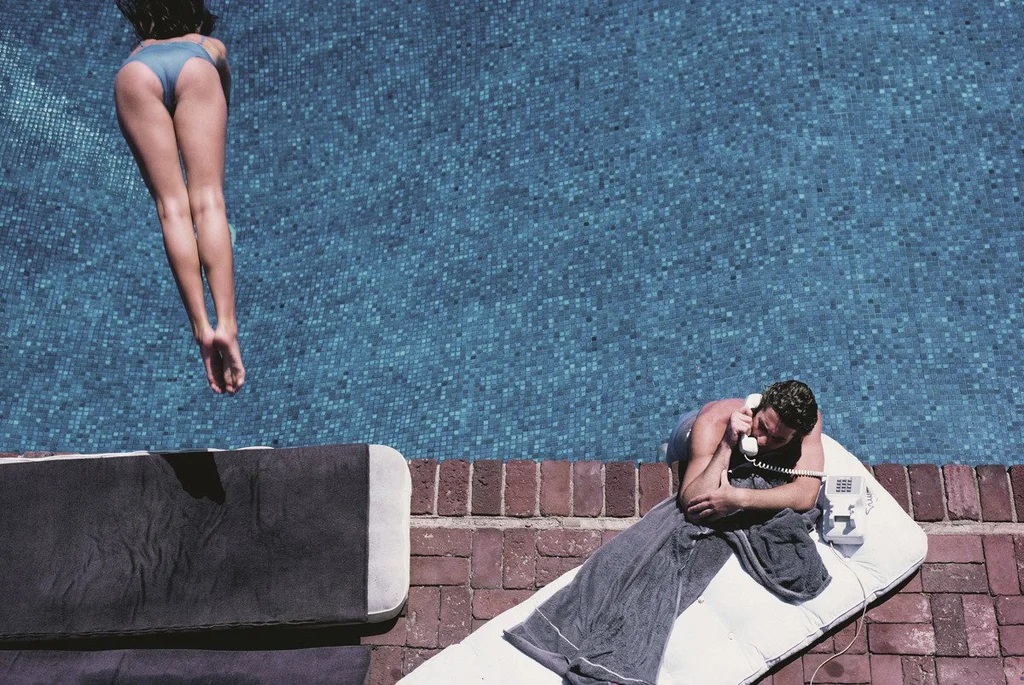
(737, 393, 826, 479)
(739, 393, 763, 458)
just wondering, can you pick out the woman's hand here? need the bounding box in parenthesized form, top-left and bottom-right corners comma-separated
(685, 470, 745, 522)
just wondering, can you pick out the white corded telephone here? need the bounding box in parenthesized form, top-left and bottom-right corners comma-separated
(822, 475, 869, 545)
(738, 393, 868, 545)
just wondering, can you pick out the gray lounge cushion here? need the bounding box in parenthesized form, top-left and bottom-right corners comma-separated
(0, 444, 383, 641)
(0, 647, 371, 685)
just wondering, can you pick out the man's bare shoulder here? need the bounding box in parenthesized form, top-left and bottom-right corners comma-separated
(697, 397, 746, 421)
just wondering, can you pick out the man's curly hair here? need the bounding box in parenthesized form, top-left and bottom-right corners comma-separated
(757, 380, 818, 436)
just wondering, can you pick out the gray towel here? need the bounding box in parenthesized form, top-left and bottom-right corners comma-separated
(723, 506, 831, 604)
(505, 484, 830, 685)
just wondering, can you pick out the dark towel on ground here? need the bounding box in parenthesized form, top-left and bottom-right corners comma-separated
(504, 482, 830, 685)
(0, 445, 370, 641)
(0, 647, 372, 685)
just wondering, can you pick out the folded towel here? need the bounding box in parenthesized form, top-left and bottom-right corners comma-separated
(505, 482, 830, 685)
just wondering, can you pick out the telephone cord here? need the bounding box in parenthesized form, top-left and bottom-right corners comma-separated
(808, 542, 870, 685)
(741, 453, 827, 479)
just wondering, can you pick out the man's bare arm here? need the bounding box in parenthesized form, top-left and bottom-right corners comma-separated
(680, 404, 825, 522)
(732, 410, 826, 513)
(678, 399, 742, 509)
(727, 478, 821, 512)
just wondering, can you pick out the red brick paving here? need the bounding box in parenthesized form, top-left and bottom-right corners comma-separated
(867, 593, 932, 624)
(503, 461, 537, 517)
(470, 460, 502, 516)
(927, 535, 984, 563)
(469, 528, 502, 590)
(404, 586, 441, 649)
(17, 448, 998, 684)
(901, 655, 938, 685)
(979, 466, 1014, 522)
(909, 463, 945, 522)
(985, 535, 1021, 596)
(930, 594, 970, 656)
(1005, 657, 1024, 685)
(997, 596, 1024, 625)
(801, 653, 871, 682)
(572, 461, 603, 517)
(944, 464, 982, 521)
(535, 529, 602, 558)
(501, 528, 536, 589)
(407, 460, 436, 515)
(872, 463, 910, 513)
(1010, 467, 1024, 522)
(638, 461, 672, 515)
(436, 460, 469, 516)
(935, 656, 1004, 684)
(539, 461, 570, 516)
(410, 527, 471, 557)
(870, 622, 938, 656)
(437, 587, 472, 648)
(962, 594, 999, 657)
(604, 461, 636, 517)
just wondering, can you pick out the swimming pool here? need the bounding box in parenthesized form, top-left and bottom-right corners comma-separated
(1, 1, 1021, 465)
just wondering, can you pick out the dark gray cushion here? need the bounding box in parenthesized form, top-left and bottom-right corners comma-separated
(0, 646, 371, 684)
(0, 445, 370, 641)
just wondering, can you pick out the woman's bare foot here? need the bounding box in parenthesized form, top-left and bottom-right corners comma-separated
(213, 327, 245, 394)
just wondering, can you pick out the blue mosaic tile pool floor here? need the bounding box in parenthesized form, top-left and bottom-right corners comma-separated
(1, 1, 1021, 464)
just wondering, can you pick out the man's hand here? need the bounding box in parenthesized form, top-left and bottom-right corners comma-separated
(724, 406, 753, 450)
(685, 470, 744, 522)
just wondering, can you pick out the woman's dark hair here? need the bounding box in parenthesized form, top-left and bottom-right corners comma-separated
(757, 380, 819, 436)
(116, 0, 217, 40)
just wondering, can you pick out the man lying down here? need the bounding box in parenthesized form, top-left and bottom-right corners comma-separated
(504, 380, 831, 685)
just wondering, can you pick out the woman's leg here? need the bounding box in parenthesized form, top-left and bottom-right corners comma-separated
(172, 58, 245, 393)
(114, 62, 228, 393)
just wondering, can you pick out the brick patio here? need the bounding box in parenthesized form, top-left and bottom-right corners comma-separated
(366, 459, 1024, 684)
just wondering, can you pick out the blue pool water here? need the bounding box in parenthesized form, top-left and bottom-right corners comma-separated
(1, 1, 1021, 465)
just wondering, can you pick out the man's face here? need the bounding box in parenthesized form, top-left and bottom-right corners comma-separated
(750, 406, 798, 454)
